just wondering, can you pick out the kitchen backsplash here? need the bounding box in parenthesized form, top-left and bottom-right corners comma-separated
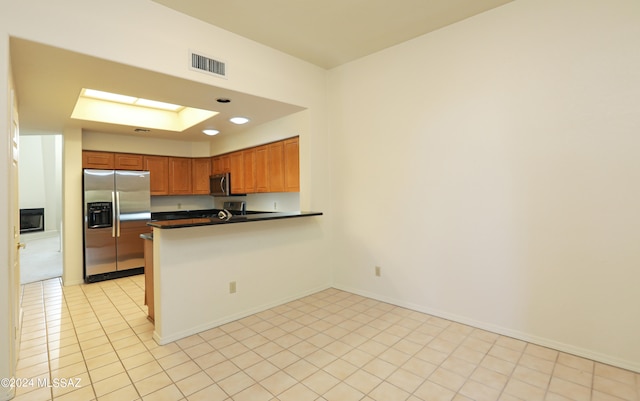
(151, 192, 300, 213)
(151, 195, 214, 212)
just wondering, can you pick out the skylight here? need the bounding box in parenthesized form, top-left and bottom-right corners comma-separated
(81, 89, 185, 112)
(71, 88, 218, 132)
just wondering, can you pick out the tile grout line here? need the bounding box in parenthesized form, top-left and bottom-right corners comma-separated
(87, 277, 197, 401)
(59, 278, 99, 401)
(78, 278, 146, 401)
(18, 278, 640, 401)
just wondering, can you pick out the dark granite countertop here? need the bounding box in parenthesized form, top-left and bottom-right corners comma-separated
(148, 211, 323, 229)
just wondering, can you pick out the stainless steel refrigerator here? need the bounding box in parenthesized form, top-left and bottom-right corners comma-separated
(83, 169, 151, 283)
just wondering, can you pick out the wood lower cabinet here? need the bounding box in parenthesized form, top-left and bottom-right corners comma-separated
(144, 156, 169, 195)
(284, 137, 300, 192)
(115, 153, 144, 170)
(83, 151, 114, 169)
(192, 158, 211, 195)
(168, 157, 192, 195)
(143, 237, 154, 322)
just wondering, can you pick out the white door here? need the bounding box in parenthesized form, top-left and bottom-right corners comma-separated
(9, 89, 22, 372)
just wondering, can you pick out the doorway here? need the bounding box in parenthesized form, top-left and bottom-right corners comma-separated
(18, 134, 63, 284)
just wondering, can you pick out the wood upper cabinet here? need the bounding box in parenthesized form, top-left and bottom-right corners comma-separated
(267, 142, 285, 192)
(115, 153, 144, 170)
(284, 137, 300, 192)
(255, 145, 269, 193)
(143, 155, 169, 195)
(83, 151, 114, 169)
(212, 154, 230, 175)
(192, 158, 212, 195)
(243, 148, 256, 194)
(229, 151, 244, 194)
(168, 157, 192, 195)
(85, 135, 300, 196)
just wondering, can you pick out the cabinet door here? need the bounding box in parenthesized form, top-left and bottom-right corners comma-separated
(212, 154, 231, 174)
(212, 156, 223, 175)
(192, 158, 212, 195)
(243, 149, 256, 194)
(143, 156, 169, 195)
(168, 157, 192, 195)
(255, 145, 269, 193)
(229, 151, 244, 194)
(115, 153, 143, 170)
(267, 142, 285, 192)
(82, 151, 114, 169)
(284, 137, 300, 192)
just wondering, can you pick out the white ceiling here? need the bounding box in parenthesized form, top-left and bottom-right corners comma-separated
(10, 38, 304, 141)
(152, 0, 513, 69)
(11, 0, 513, 141)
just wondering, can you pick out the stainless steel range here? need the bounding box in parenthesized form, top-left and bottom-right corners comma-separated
(223, 201, 246, 214)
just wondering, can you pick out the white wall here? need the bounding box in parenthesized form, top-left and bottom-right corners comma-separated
(2, 0, 330, 291)
(61, 127, 83, 285)
(18, 135, 62, 238)
(153, 216, 329, 344)
(83, 131, 212, 158)
(328, 0, 640, 371)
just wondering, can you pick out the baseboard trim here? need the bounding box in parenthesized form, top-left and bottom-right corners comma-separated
(0, 385, 15, 401)
(333, 285, 640, 374)
(153, 284, 332, 345)
(21, 230, 59, 242)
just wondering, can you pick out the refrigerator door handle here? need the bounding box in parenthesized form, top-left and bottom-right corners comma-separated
(116, 191, 121, 237)
(111, 191, 117, 238)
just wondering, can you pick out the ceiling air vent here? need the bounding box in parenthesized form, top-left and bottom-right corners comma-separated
(190, 51, 226, 78)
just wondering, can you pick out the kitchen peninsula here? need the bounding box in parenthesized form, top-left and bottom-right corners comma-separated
(146, 209, 325, 345)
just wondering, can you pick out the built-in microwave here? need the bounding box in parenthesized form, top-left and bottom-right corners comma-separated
(210, 173, 230, 196)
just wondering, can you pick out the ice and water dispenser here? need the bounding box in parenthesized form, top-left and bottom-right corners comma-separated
(87, 202, 113, 229)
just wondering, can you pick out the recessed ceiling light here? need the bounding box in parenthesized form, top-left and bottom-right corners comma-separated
(230, 116, 250, 125)
(203, 129, 220, 136)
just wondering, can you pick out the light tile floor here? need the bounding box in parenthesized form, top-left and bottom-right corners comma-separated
(13, 276, 640, 401)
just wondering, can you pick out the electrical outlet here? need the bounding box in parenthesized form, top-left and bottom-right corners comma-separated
(273, 202, 277, 210)
(177, 203, 182, 209)
(229, 281, 236, 294)
(375, 266, 381, 277)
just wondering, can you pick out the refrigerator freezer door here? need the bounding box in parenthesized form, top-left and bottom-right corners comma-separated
(84, 170, 117, 276)
(115, 171, 151, 271)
